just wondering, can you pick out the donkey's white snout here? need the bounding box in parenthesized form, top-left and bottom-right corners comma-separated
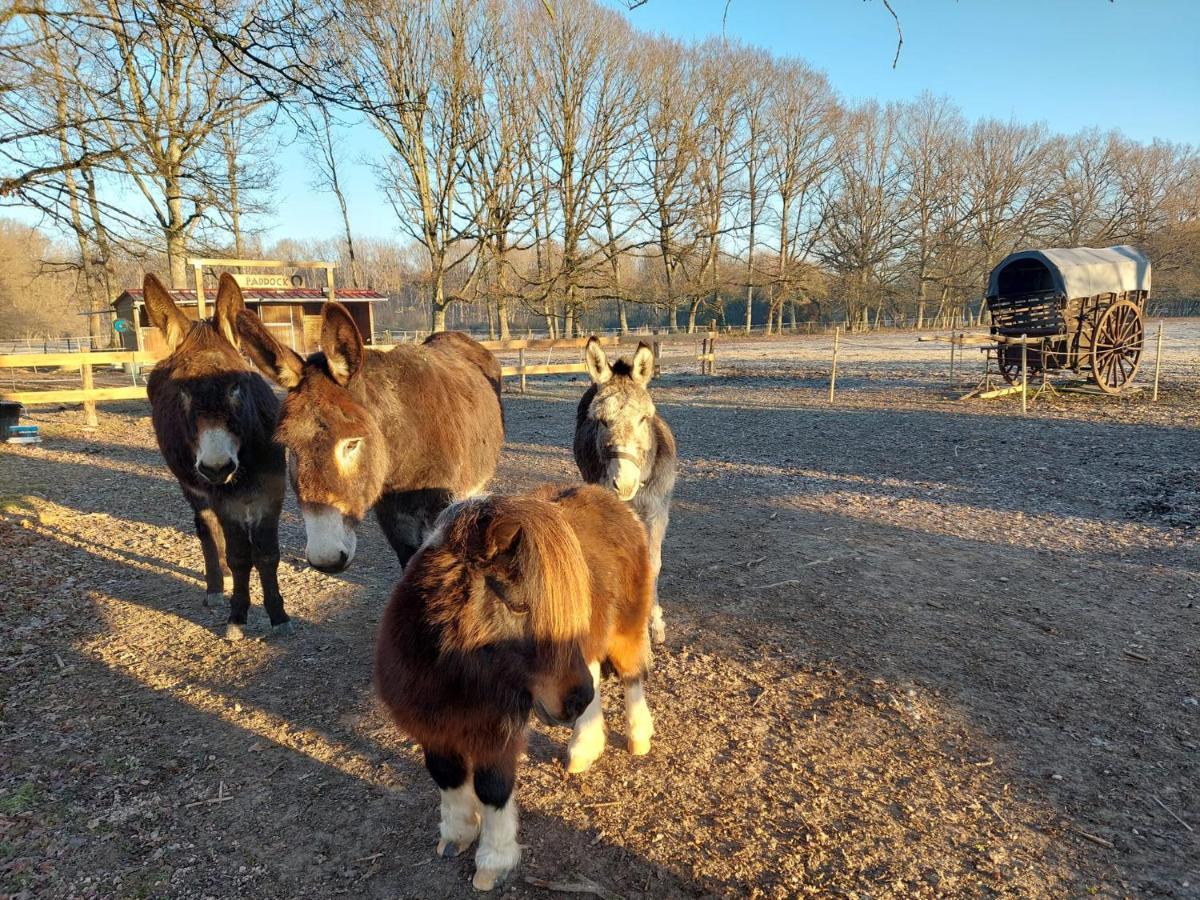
(609, 458, 642, 502)
(195, 426, 240, 484)
(303, 505, 357, 572)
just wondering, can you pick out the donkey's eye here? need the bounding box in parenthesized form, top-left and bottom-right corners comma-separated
(179, 389, 191, 409)
(228, 385, 241, 403)
(339, 438, 362, 463)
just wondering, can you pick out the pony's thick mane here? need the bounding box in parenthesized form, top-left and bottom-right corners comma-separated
(503, 496, 591, 649)
(431, 496, 592, 660)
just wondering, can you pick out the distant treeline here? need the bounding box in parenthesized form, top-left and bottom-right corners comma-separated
(2, 0, 1198, 341)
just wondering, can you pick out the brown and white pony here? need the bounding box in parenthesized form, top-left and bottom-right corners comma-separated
(144, 273, 290, 639)
(236, 304, 504, 572)
(374, 484, 654, 892)
(574, 337, 677, 645)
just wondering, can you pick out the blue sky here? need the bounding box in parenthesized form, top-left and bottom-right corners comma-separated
(271, 0, 1200, 243)
(12, 1, 1198, 245)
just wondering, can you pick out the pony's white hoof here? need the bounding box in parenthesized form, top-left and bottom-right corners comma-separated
(204, 592, 224, 609)
(472, 866, 510, 892)
(224, 622, 247, 642)
(437, 838, 466, 858)
(627, 711, 654, 757)
(566, 740, 605, 774)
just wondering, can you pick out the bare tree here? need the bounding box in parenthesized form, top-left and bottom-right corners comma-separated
(329, 0, 483, 331)
(298, 105, 362, 287)
(734, 51, 773, 334)
(763, 58, 838, 333)
(818, 102, 905, 329)
(634, 38, 703, 331)
(896, 92, 970, 328)
(527, 0, 639, 337)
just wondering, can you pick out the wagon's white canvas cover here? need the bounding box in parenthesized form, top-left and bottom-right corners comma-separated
(987, 245, 1151, 299)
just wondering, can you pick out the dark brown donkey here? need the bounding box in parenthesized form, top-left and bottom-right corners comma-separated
(144, 273, 290, 639)
(237, 303, 504, 572)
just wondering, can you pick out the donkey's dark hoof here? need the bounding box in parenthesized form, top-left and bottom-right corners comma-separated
(204, 592, 225, 609)
(270, 620, 295, 637)
(436, 839, 463, 858)
(224, 621, 247, 642)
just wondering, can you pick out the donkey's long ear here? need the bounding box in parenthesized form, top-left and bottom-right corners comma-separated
(214, 273, 245, 348)
(236, 309, 304, 389)
(584, 336, 611, 384)
(631, 342, 655, 386)
(142, 274, 190, 353)
(319, 301, 364, 386)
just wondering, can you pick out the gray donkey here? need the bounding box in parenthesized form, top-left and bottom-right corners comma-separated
(574, 337, 676, 644)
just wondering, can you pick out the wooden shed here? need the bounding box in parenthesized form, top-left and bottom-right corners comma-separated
(111, 286, 387, 357)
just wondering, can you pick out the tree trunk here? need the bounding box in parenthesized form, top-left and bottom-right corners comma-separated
(745, 222, 755, 335)
(618, 299, 629, 334)
(495, 238, 511, 340)
(431, 269, 447, 332)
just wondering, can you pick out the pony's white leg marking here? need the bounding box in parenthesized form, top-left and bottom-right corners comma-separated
(472, 797, 520, 892)
(624, 678, 654, 757)
(566, 661, 605, 774)
(436, 782, 481, 857)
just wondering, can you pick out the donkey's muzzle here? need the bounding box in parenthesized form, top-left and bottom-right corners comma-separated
(197, 459, 237, 484)
(309, 550, 349, 574)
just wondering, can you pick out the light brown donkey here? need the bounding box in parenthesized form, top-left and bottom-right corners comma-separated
(237, 304, 503, 573)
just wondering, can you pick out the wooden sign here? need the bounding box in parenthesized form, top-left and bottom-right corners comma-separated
(232, 273, 292, 289)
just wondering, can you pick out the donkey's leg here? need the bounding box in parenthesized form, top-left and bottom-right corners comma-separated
(251, 510, 290, 633)
(472, 750, 521, 892)
(566, 660, 605, 774)
(644, 509, 669, 645)
(425, 750, 480, 858)
(374, 493, 425, 568)
(220, 517, 254, 641)
(190, 500, 226, 608)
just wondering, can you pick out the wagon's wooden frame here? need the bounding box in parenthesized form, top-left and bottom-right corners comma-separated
(985, 246, 1151, 394)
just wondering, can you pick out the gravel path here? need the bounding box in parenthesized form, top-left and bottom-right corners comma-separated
(1, 332, 1197, 898)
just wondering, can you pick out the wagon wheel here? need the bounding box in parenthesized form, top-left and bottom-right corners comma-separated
(1090, 300, 1144, 394)
(997, 343, 1045, 385)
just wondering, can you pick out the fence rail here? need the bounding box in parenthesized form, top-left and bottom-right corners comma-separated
(0, 331, 720, 423)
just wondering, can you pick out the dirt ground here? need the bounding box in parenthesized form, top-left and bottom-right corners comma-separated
(1, 329, 1198, 899)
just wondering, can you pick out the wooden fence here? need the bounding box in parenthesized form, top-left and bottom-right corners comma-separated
(0, 331, 719, 425)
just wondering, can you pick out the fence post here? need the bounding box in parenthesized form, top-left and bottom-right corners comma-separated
(652, 340, 662, 378)
(81, 360, 98, 428)
(519, 348, 527, 394)
(828, 327, 840, 404)
(1020, 335, 1028, 415)
(1152, 320, 1163, 402)
(708, 327, 717, 376)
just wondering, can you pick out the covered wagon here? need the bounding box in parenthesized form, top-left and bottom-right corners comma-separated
(985, 245, 1150, 393)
